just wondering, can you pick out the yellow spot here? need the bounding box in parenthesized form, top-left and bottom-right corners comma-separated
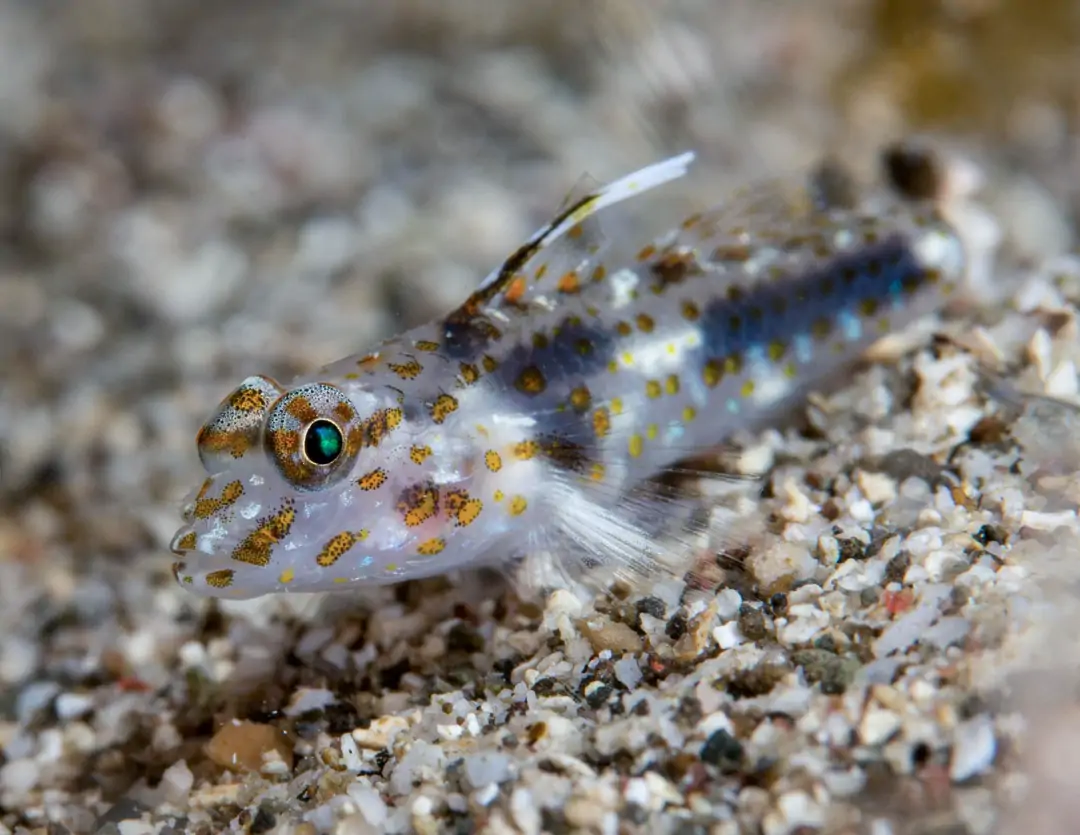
(637, 243, 657, 261)
(741, 380, 756, 397)
(175, 531, 197, 551)
(389, 360, 423, 380)
(384, 563, 398, 573)
(646, 423, 659, 440)
(485, 450, 503, 472)
(357, 469, 388, 491)
(703, 359, 722, 387)
(877, 316, 891, 333)
(592, 406, 611, 438)
(532, 332, 550, 350)
(611, 398, 624, 415)
(230, 386, 269, 413)
(645, 380, 662, 399)
(569, 385, 592, 411)
(616, 321, 633, 337)
(415, 340, 440, 352)
(205, 569, 234, 589)
(482, 355, 499, 373)
(628, 434, 644, 458)
(231, 502, 295, 567)
(621, 351, 634, 367)
(682, 405, 697, 421)
(193, 479, 245, 520)
(475, 424, 490, 438)
(681, 300, 700, 321)
(410, 445, 432, 464)
(590, 462, 605, 481)
(400, 485, 439, 527)
(417, 537, 446, 556)
(591, 264, 607, 282)
(514, 439, 539, 460)
(316, 531, 362, 567)
(768, 341, 787, 362)
(665, 374, 680, 395)
(493, 489, 505, 502)
(333, 577, 351, 584)
(515, 366, 547, 395)
(459, 363, 480, 385)
(279, 567, 295, 584)
(636, 313, 655, 333)
(430, 394, 459, 424)
(724, 354, 743, 375)
(455, 498, 483, 527)
(784, 362, 798, 378)
(508, 495, 528, 516)
(607, 360, 619, 374)
(385, 408, 403, 430)
(535, 263, 548, 279)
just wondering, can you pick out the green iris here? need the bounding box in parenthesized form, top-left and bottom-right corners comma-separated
(305, 420, 343, 465)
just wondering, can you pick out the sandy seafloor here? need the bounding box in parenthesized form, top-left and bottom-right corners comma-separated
(3, 2, 1080, 833)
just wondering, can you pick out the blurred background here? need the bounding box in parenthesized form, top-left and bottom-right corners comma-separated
(1, 0, 1079, 830)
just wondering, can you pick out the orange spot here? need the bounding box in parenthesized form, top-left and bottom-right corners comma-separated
(592, 406, 611, 438)
(415, 340, 441, 352)
(389, 360, 423, 380)
(430, 394, 459, 424)
(399, 484, 439, 527)
(357, 469, 388, 491)
(682, 300, 700, 321)
(484, 450, 503, 472)
(459, 363, 480, 385)
(482, 355, 499, 373)
(417, 537, 446, 556)
(205, 569, 234, 589)
(513, 440, 539, 460)
(569, 385, 591, 411)
(557, 271, 581, 294)
(455, 498, 483, 527)
(645, 380, 662, 399)
(334, 400, 356, 423)
(508, 495, 528, 516)
(505, 275, 527, 304)
(637, 243, 657, 261)
(231, 502, 296, 567)
(591, 264, 607, 282)
(230, 387, 269, 413)
(410, 445, 433, 464)
(285, 396, 318, 423)
(174, 531, 197, 552)
(636, 313, 655, 333)
(316, 531, 362, 567)
(193, 480, 245, 520)
(515, 366, 546, 395)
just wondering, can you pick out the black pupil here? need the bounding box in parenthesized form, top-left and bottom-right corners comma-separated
(305, 420, 343, 465)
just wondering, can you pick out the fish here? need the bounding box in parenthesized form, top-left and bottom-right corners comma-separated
(169, 151, 966, 599)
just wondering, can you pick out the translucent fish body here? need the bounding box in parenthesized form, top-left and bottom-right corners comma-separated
(170, 153, 965, 598)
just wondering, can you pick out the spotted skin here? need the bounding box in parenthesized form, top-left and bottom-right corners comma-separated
(171, 152, 966, 599)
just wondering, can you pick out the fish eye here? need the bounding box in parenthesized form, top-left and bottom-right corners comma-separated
(264, 382, 363, 491)
(304, 419, 344, 466)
